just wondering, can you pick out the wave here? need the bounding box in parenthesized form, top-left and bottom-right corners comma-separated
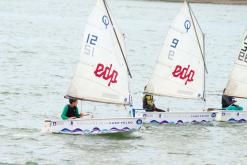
(60, 127, 132, 134)
(228, 118, 247, 123)
(150, 119, 209, 124)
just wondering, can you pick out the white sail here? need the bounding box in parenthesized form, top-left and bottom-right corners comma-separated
(145, 0, 206, 100)
(224, 31, 247, 98)
(67, 0, 131, 105)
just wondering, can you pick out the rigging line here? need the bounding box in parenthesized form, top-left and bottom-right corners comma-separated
(102, 0, 132, 78)
(203, 33, 206, 101)
(186, 0, 208, 74)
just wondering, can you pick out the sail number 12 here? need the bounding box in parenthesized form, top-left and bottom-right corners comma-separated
(84, 34, 98, 56)
(86, 34, 98, 45)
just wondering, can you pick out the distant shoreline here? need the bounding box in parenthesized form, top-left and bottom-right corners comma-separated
(148, 0, 247, 5)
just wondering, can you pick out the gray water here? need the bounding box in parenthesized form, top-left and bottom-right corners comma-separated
(1, 0, 247, 164)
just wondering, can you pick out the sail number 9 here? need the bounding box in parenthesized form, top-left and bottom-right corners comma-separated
(168, 38, 179, 60)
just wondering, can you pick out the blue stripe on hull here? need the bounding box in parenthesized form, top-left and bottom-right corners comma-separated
(148, 120, 210, 124)
(59, 127, 132, 134)
(228, 118, 247, 123)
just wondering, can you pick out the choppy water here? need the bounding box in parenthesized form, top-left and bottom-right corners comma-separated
(1, 0, 247, 164)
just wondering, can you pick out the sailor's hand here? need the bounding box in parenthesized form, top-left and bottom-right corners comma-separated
(80, 112, 90, 116)
(69, 117, 76, 119)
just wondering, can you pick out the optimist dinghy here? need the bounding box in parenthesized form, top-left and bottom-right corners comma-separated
(133, 0, 216, 124)
(44, 0, 143, 135)
(210, 31, 247, 123)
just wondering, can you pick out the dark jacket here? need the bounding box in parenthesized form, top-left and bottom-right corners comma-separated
(61, 105, 80, 120)
(222, 95, 235, 108)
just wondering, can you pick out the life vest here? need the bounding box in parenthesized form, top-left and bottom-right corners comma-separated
(66, 105, 77, 117)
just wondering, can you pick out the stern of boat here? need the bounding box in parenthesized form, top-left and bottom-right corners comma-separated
(215, 110, 247, 122)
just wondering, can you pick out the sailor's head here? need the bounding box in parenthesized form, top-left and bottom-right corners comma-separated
(143, 85, 152, 96)
(69, 98, 78, 106)
(144, 85, 147, 92)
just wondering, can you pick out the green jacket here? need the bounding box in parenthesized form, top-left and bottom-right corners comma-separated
(61, 105, 80, 120)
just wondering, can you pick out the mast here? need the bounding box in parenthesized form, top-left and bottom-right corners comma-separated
(102, 0, 132, 78)
(203, 33, 206, 101)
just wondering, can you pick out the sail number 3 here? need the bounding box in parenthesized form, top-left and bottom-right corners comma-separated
(94, 63, 118, 86)
(172, 65, 195, 85)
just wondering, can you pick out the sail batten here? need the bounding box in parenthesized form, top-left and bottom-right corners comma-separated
(65, 95, 128, 105)
(145, 0, 206, 100)
(67, 0, 130, 105)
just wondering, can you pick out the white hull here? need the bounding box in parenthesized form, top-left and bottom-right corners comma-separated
(134, 110, 216, 124)
(212, 110, 247, 123)
(43, 117, 143, 135)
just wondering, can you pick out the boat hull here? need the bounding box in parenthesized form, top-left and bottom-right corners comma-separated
(212, 109, 247, 122)
(134, 110, 216, 124)
(43, 117, 143, 135)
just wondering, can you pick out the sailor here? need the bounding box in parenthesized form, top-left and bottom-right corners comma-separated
(61, 99, 86, 120)
(142, 94, 165, 112)
(221, 88, 243, 111)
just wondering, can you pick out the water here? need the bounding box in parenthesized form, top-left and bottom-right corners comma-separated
(1, 0, 247, 164)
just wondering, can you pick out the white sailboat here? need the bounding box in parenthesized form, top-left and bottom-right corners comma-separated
(134, 0, 216, 124)
(214, 30, 247, 122)
(44, 0, 143, 135)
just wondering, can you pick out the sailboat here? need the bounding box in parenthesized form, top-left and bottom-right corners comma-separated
(43, 0, 143, 135)
(133, 0, 216, 124)
(213, 30, 247, 122)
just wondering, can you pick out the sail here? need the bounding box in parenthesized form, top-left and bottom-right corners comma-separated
(145, 1, 206, 100)
(224, 31, 247, 98)
(66, 0, 130, 105)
